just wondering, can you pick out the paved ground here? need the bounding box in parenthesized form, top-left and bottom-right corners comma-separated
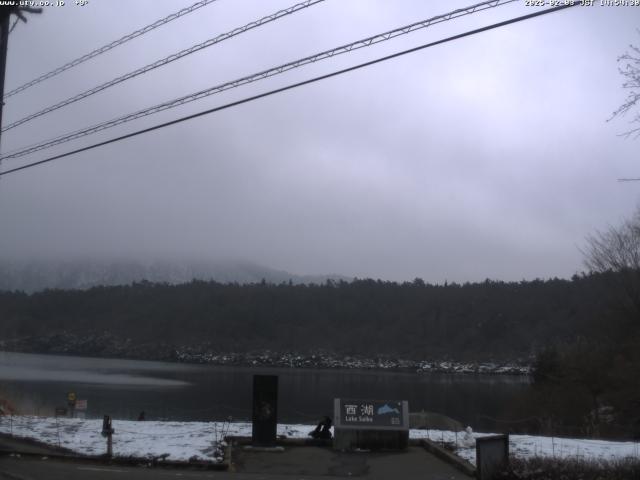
(0, 436, 470, 479)
(0, 435, 68, 456)
(0, 457, 245, 480)
(233, 446, 468, 479)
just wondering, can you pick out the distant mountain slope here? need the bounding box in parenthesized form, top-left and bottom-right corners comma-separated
(0, 259, 350, 293)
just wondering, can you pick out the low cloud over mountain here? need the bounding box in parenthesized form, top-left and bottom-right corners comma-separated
(0, 259, 350, 293)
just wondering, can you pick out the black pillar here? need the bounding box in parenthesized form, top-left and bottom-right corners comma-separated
(251, 374, 278, 446)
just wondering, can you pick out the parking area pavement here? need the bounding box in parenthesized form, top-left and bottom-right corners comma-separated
(232, 445, 470, 479)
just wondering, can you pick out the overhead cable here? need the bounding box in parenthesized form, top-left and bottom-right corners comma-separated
(2, 0, 326, 132)
(1, 0, 518, 159)
(0, 4, 579, 178)
(3, 0, 220, 100)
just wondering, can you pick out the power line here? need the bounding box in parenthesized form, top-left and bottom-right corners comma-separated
(2, 0, 326, 132)
(3, 0, 219, 100)
(0, 4, 578, 178)
(1, 0, 518, 160)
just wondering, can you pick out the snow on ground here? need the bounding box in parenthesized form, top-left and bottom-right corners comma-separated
(411, 429, 640, 465)
(0, 416, 313, 462)
(1, 416, 639, 465)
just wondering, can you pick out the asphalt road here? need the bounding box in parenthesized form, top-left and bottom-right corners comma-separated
(0, 456, 286, 480)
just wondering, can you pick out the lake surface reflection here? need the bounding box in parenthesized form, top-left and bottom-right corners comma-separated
(0, 351, 530, 428)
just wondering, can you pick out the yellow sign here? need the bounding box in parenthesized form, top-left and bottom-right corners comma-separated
(67, 392, 76, 402)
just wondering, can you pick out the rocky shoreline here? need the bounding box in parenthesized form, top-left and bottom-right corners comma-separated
(0, 332, 531, 376)
(175, 349, 531, 375)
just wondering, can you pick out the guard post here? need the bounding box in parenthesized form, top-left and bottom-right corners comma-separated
(101, 415, 115, 457)
(333, 398, 409, 451)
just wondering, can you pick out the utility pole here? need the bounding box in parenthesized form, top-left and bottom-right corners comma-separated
(0, 5, 42, 152)
(0, 8, 11, 151)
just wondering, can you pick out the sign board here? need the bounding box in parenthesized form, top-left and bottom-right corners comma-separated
(75, 399, 87, 411)
(54, 407, 67, 416)
(334, 399, 409, 430)
(67, 391, 76, 406)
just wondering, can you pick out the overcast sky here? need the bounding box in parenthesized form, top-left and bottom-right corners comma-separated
(0, 0, 638, 282)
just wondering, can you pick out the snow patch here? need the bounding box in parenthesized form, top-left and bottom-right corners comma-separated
(1, 416, 638, 465)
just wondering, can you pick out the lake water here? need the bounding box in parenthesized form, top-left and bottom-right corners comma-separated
(0, 351, 530, 429)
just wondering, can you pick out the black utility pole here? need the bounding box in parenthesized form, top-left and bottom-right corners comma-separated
(0, 5, 42, 151)
(0, 9, 11, 150)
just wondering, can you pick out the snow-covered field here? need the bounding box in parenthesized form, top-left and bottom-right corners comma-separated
(409, 429, 640, 465)
(1, 416, 639, 466)
(0, 416, 312, 463)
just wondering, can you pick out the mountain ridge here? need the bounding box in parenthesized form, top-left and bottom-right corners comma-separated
(0, 259, 350, 293)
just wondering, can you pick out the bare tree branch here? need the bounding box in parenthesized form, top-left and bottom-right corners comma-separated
(609, 33, 640, 138)
(583, 208, 640, 319)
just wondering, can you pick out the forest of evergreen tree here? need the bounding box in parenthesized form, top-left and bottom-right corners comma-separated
(0, 272, 628, 359)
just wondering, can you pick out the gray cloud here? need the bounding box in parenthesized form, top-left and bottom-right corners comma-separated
(1, 0, 638, 282)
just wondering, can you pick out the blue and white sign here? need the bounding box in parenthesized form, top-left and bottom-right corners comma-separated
(334, 399, 409, 430)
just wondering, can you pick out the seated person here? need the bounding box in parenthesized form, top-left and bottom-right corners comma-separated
(309, 416, 332, 439)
